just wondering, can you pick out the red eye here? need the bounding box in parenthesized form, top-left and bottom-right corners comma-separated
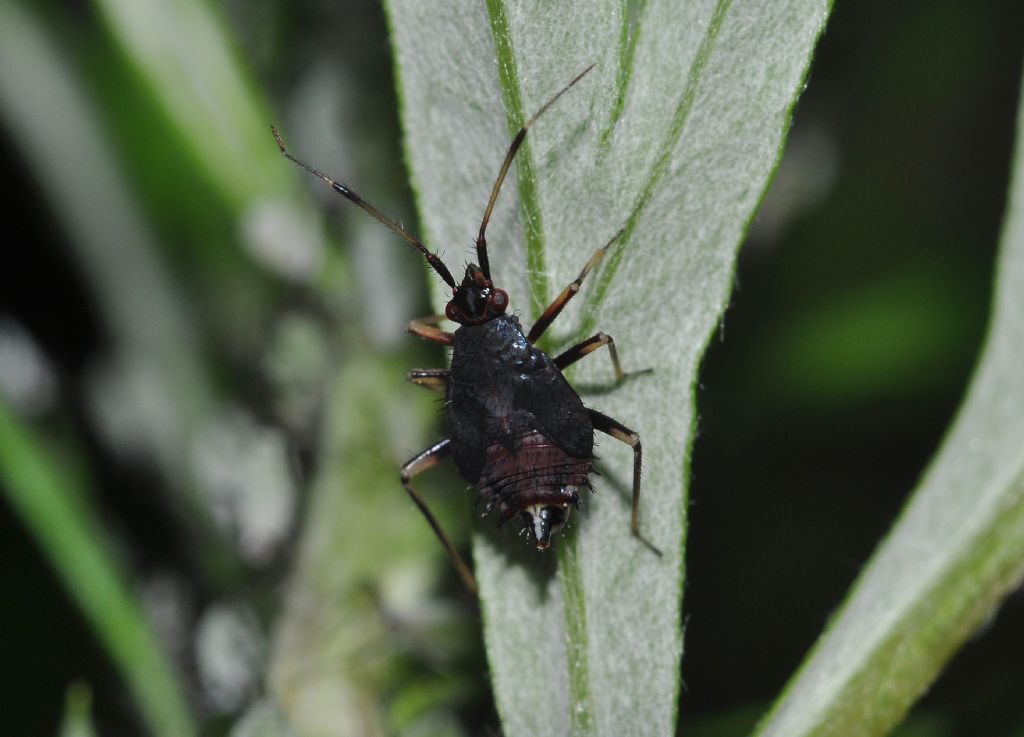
(489, 289, 508, 313)
(445, 302, 460, 321)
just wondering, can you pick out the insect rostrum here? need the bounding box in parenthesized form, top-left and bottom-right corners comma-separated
(273, 65, 659, 593)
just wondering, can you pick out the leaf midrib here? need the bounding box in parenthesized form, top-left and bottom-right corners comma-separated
(485, 0, 551, 322)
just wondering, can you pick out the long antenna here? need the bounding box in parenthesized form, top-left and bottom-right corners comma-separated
(475, 64, 596, 279)
(271, 125, 457, 289)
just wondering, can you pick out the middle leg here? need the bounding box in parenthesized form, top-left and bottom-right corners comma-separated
(554, 331, 652, 384)
(407, 368, 449, 393)
(526, 228, 624, 344)
(554, 332, 625, 381)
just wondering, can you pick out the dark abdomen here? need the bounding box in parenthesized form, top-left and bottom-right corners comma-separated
(477, 426, 592, 521)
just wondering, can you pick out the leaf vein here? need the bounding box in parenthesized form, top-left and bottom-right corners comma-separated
(580, 0, 735, 339)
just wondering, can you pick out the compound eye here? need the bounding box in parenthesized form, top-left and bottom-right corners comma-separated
(445, 302, 460, 322)
(489, 288, 509, 314)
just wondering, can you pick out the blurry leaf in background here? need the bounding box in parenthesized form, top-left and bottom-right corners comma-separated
(59, 683, 99, 737)
(268, 348, 479, 737)
(195, 601, 265, 714)
(2, 0, 457, 732)
(0, 395, 195, 737)
(755, 61, 1024, 737)
(0, 0, 224, 560)
(229, 700, 297, 737)
(0, 316, 59, 417)
(191, 410, 296, 567)
(682, 3, 1023, 731)
(93, 0, 329, 280)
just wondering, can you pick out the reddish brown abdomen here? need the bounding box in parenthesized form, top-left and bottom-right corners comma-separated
(476, 428, 591, 520)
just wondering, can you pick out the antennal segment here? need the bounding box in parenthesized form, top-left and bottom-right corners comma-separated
(475, 63, 596, 280)
(271, 125, 457, 289)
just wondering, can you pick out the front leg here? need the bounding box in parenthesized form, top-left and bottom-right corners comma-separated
(407, 315, 454, 346)
(400, 439, 477, 593)
(588, 409, 661, 556)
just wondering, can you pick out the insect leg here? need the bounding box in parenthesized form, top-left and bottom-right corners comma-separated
(554, 332, 625, 380)
(401, 438, 478, 593)
(588, 410, 662, 556)
(476, 65, 595, 280)
(407, 368, 449, 393)
(271, 126, 457, 288)
(407, 315, 454, 346)
(527, 228, 624, 343)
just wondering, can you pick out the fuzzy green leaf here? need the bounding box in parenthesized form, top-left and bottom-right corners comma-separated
(754, 64, 1024, 737)
(383, 1, 830, 734)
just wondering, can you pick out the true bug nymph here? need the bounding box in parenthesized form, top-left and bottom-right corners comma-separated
(273, 65, 659, 592)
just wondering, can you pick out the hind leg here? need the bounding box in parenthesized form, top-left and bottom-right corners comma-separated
(400, 439, 477, 593)
(588, 409, 661, 556)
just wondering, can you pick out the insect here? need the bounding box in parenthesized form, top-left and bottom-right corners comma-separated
(272, 65, 659, 592)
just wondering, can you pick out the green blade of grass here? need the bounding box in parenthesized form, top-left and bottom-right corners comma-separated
(92, 0, 285, 210)
(382, 1, 831, 734)
(0, 397, 195, 737)
(92, 0, 334, 286)
(755, 62, 1024, 737)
